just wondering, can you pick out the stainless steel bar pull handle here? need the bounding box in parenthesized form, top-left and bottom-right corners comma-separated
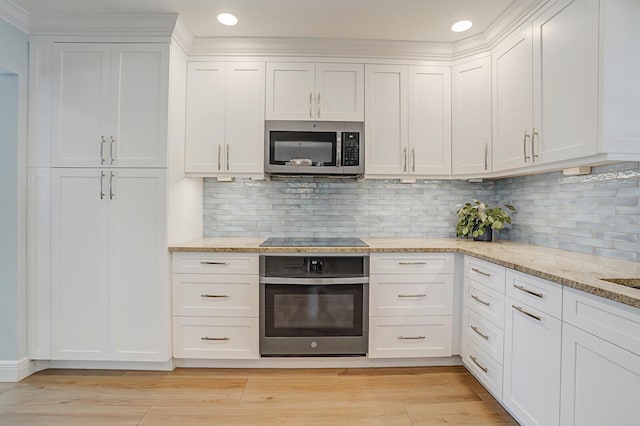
(99, 171, 105, 200)
(469, 355, 489, 373)
(531, 128, 539, 161)
(402, 148, 407, 172)
(471, 267, 491, 277)
(398, 294, 427, 298)
(523, 130, 531, 163)
(100, 136, 106, 164)
(412, 148, 416, 172)
(109, 136, 116, 165)
(309, 92, 313, 119)
(109, 172, 114, 200)
(512, 305, 542, 322)
(398, 261, 426, 265)
(471, 294, 491, 307)
(398, 336, 426, 340)
(470, 325, 489, 340)
(200, 261, 230, 265)
(200, 294, 229, 298)
(201, 337, 230, 341)
(226, 145, 230, 171)
(317, 93, 321, 118)
(484, 144, 488, 171)
(514, 284, 544, 299)
(217, 145, 222, 171)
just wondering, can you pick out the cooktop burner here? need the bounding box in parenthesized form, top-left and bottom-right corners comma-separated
(259, 237, 368, 248)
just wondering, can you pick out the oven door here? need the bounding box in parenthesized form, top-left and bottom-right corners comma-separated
(266, 130, 343, 174)
(259, 278, 368, 356)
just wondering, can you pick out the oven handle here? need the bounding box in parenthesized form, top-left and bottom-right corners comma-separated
(259, 277, 369, 285)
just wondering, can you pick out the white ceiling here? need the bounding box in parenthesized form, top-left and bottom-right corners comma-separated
(13, 0, 521, 43)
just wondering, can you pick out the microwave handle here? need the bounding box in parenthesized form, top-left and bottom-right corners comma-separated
(336, 132, 342, 167)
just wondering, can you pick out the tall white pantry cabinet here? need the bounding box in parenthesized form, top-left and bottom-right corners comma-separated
(27, 38, 191, 365)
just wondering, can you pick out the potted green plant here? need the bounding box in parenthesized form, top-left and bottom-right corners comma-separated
(455, 199, 516, 241)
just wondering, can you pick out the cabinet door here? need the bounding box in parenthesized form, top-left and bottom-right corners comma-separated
(364, 64, 408, 176)
(315, 63, 364, 121)
(226, 62, 265, 174)
(503, 299, 561, 426)
(108, 169, 168, 361)
(110, 44, 169, 167)
(409, 66, 452, 175)
(51, 169, 109, 360)
(493, 28, 534, 172)
(533, 0, 599, 163)
(452, 57, 492, 175)
(51, 44, 111, 167)
(184, 62, 226, 173)
(265, 62, 315, 120)
(561, 323, 640, 426)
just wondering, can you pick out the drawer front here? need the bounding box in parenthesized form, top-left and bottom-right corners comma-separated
(563, 287, 640, 355)
(506, 269, 562, 319)
(464, 256, 506, 293)
(370, 274, 453, 316)
(173, 274, 258, 317)
(463, 307, 504, 364)
(368, 316, 452, 358)
(172, 252, 259, 274)
(173, 316, 259, 359)
(464, 280, 505, 328)
(462, 340, 503, 400)
(370, 253, 454, 275)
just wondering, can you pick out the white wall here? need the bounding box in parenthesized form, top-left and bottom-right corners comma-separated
(0, 17, 29, 363)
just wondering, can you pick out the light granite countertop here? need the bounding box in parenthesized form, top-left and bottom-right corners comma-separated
(169, 238, 640, 309)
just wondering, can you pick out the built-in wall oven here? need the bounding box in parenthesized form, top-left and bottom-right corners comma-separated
(259, 253, 369, 356)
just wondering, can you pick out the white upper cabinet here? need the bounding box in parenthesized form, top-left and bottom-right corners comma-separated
(492, 28, 534, 172)
(366, 65, 451, 177)
(266, 62, 364, 121)
(365, 65, 408, 176)
(409, 67, 452, 176)
(52, 43, 169, 168)
(185, 61, 265, 176)
(452, 57, 492, 175)
(532, 0, 599, 164)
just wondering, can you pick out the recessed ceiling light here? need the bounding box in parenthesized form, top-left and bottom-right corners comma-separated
(217, 13, 238, 26)
(451, 20, 473, 33)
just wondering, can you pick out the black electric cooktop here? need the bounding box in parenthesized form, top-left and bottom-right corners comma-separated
(259, 237, 369, 248)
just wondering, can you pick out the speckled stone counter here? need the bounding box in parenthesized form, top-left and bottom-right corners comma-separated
(169, 238, 640, 308)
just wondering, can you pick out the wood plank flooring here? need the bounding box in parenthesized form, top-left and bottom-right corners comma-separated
(0, 366, 517, 425)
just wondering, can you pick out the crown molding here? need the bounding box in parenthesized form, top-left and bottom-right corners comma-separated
(0, 0, 29, 33)
(190, 37, 453, 61)
(28, 13, 178, 38)
(171, 15, 194, 54)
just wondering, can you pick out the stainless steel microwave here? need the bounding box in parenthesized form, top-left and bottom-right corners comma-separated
(265, 121, 364, 176)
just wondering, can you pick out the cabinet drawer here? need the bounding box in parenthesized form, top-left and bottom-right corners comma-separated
(172, 252, 259, 274)
(370, 253, 454, 275)
(462, 340, 503, 400)
(173, 316, 259, 359)
(464, 256, 506, 293)
(370, 274, 453, 316)
(464, 280, 505, 328)
(368, 316, 452, 358)
(563, 287, 640, 355)
(173, 274, 258, 317)
(463, 307, 504, 364)
(506, 270, 562, 319)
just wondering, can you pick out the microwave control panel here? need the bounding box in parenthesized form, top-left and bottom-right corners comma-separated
(342, 132, 360, 166)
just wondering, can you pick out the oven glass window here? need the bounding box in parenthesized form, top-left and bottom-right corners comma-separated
(269, 131, 337, 166)
(264, 284, 364, 337)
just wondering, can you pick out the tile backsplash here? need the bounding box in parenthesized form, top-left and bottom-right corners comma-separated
(203, 162, 640, 261)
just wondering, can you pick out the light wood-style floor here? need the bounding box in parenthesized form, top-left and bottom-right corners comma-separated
(0, 366, 517, 425)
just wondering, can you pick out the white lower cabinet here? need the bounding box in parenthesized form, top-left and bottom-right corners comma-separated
(172, 252, 259, 359)
(51, 168, 169, 361)
(462, 339, 503, 398)
(560, 288, 640, 426)
(368, 253, 454, 358)
(503, 271, 562, 426)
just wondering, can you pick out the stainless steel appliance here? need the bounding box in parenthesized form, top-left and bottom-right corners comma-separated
(259, 238, 369, 356)
(264, 121, 364, 177)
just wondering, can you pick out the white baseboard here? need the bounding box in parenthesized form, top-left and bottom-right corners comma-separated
(175, 355, 462, 369)
(0, 357, 35, 382)
(48, 359, 175, 371)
